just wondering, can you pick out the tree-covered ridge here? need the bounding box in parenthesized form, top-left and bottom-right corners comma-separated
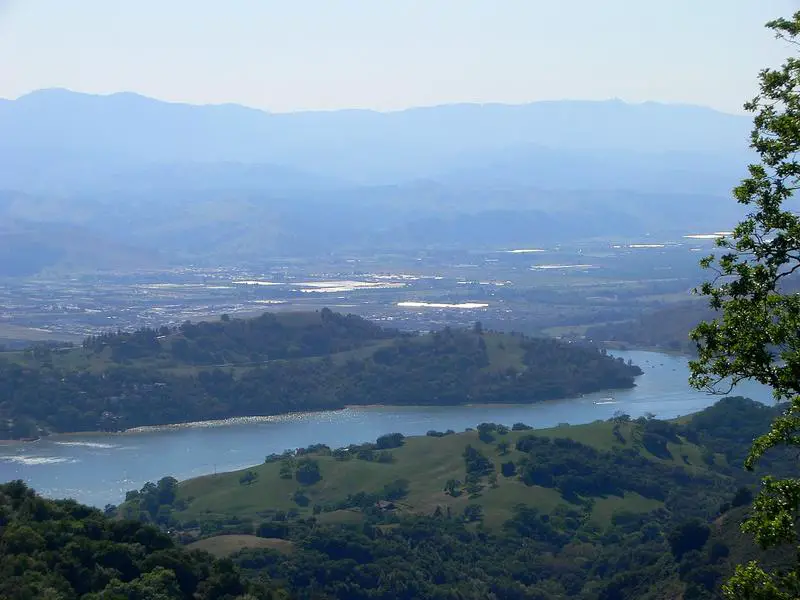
(585, 301, 715, 354)
(82, 308, 398, 365)
(0, 481, 281, 600)
(115, 397, 792, 600)
(583, 281, 800, 355)
(0, 310, 641, 438)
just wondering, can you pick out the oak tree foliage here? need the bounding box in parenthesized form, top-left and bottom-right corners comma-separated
(690, 11, 800, 600)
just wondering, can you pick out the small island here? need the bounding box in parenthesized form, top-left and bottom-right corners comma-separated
(0, 309, 641, 439)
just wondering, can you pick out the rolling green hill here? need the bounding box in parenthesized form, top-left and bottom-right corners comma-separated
(0, 309, 641, 438)
(115, 397, 789, 600)
(162, 420, 664, 531)
(130, 397, 776, 532)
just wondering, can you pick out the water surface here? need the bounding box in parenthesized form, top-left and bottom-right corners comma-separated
(0, 351, 774, 507)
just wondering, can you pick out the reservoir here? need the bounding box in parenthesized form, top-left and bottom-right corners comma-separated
(0, 350, 774, 508)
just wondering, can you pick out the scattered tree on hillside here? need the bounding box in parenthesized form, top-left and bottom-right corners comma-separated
(375, 432, 405, 449)
(462, 504, 484, 522)
(463, 444, 494, 478)
(501, 461, 516, 477)
(295, 458, 322, 486)
(444, 479, 462, 497)
(239, 471, 258, 486)
(690, 11, 800, 599)
(476, 423, 496, 443)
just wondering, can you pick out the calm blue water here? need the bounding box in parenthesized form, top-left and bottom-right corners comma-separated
(0, 351, 774, 507)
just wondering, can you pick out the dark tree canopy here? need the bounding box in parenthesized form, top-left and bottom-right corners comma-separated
(0, 481, 271, 600)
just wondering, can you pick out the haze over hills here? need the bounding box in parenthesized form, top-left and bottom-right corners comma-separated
(0, 89, 756, 272)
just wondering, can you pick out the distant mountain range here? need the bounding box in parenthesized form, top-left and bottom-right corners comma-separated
(0, 89, 756, 273)
(0, 88, 752, 189)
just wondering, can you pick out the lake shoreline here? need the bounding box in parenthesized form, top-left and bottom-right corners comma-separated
(0, 437, 40, 446)
(4, 386, 640, 440)
(0, 350, 774, 509)
(599, 341, 693, 358)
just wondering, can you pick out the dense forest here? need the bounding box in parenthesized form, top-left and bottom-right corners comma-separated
(0, 480, 283, 599)
(0, 310, 641, 438)
(115, 397, 792, 600)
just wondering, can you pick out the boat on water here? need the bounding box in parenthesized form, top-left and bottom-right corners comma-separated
(594, 393, 617, 405)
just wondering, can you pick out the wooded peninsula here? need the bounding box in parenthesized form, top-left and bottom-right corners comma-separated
(0, 309, 641, 439)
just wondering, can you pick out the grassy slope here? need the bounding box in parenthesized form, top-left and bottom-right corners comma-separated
(172, 419, 711, 532)
(187, 535, 294, 558)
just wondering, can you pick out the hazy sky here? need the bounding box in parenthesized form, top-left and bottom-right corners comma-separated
(1, 0, 797, 113)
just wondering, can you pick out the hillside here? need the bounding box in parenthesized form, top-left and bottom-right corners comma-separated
(584, 301, 716, 353)
(117, 397, 790, 600)
(0, 186, 742, 270)
(132, 397, 781, 529)
(582, 276, 800, 354)
(0, 309, 641, 438)
(0, 217, 162, 276)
